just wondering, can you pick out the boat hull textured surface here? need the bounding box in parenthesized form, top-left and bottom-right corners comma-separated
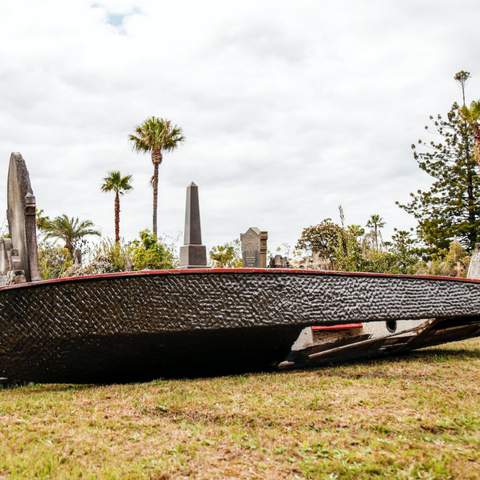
(1, 268, 480, 382)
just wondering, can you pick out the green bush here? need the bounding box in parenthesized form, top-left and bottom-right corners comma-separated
(128, 230, 175, 270)
(210, 240, 243, 267)
(38, 242, 73, 279)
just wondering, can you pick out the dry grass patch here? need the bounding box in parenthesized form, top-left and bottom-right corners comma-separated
(1, 340, 480, 479)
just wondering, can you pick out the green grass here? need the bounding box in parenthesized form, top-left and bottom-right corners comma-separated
(1, 339, 480, 479)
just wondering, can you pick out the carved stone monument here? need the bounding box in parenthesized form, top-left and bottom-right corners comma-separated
(0, 153, 41, 284)
(467, 243, 480, 279)
(240, 228, 268, 268)
(179, 182, 207, 268)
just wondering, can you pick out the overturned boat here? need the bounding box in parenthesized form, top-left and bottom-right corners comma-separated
(1, 153, 480, 383)
(2, 268, 480, 383)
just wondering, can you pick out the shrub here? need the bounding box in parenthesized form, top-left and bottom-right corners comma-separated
(38, 242, 73, 279)
(210, 240, 243, 267)
(128, 230, 175, 270)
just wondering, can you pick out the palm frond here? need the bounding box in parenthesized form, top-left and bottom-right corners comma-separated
(128, 117, 185, 154)
(42, 214, 100, 248)
(101, 171, 133, 194)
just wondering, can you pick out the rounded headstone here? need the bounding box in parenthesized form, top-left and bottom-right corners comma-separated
(7, 152, 34, 281)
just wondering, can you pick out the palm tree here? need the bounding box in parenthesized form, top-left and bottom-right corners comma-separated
(43, 214, 100, 258)
(454, 70, 471, 107)
(101, 171, 133, 244)
(129, 117, 185, 237)
(366, 214, 385, 251)
(36, 208, 51, 231)
(460, 101, 480, 165)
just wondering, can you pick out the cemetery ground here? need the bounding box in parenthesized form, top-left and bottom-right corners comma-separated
(1, 340, 479, 479)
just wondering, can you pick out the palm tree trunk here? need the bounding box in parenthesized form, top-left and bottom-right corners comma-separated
(151, 149, 162, 238)
(115, 191, 120, 244)
(65, 241, 74, 259)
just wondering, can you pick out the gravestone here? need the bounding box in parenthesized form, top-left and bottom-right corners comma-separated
(179, 182, 207, 268)
(1, 153, 41, 283)
(0, 238, 12, 275)
(467, 243, 480, 278)
(269, 254, 290, 268)
(0, 238, 13, 284)
(240, 228, 268, 268)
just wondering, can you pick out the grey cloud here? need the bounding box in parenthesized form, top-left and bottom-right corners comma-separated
(0, 0, 479, 252)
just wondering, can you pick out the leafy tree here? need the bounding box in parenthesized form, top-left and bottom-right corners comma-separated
(347, 224, 365, 238)
(94, 240, 132, 272)
(416, 241, 469, 277)
(362, 250, 397, 274)
(41, 215, 100, 258)
(128, 230, 174, 270)
(296, 216, 422, 274)
(62, 240, 133, 277)
(387, 229, 421, 274)
(129, 117, 185, 237)
(210, 241, 243, 267)
(296, 219, 345, 262)
(366, 214, 385, 251)
(38, 242, 72, 279)
(333, 225, 365, 272)
(101, 171, 133, 244)
(336, 228, 420, 275)
(398, 103, 480, 253)
(441, 241, 469, 276)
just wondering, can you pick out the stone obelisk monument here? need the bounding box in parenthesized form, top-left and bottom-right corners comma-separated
(179, 182, 207, 268)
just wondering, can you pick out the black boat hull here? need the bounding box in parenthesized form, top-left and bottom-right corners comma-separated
(1, 268, 480, 382)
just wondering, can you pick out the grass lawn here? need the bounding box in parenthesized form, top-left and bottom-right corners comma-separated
(1, 339, 480, 479)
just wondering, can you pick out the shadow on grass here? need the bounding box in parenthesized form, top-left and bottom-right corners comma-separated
(290, 344, 480, 380)
(0, 382, 97, 392)
(367, 345, 480, 365)
(404, 346, 480, 361)
(2, 344, 479, 391)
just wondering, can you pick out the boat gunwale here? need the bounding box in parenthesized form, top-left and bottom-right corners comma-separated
(1, 267, 480, 292)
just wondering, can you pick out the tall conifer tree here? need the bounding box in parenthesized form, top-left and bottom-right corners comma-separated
(398, 103, 480, 253)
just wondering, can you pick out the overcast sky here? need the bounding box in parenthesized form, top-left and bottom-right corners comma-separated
(1, 0, 479, 254)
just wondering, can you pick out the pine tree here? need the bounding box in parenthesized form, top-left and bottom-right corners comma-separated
(398, 103, 480, 253)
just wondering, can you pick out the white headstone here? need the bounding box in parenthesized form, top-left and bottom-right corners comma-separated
(467, 243, 480, 279)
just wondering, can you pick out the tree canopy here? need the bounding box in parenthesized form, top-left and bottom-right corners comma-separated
(295, 217, 421, 274)
(101, 171, 133, 196)
(40, 214, 100, 257)
(210, 241, 243, 267)
(296, 219, 345, 262)
(129, 117, 185, 162)
(398, 103, 480, 253)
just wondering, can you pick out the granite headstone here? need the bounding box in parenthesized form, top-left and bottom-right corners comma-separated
(240, 227, 268, 268)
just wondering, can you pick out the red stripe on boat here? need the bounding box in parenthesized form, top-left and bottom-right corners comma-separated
(312, 323, 363, 331)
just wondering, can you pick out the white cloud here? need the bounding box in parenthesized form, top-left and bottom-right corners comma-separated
(0, 0, 479, 253)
